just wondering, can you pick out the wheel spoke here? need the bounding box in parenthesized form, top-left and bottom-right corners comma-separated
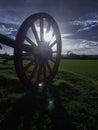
(52, 51, 57, 53)
(31, 24, 40, 46)
(29, 64, 38, 81)
(50, 59, 56, 63)
(22, 52, 32, 56)
(52, 27, 56, 37)
(25, 36, 37, 48)
(40, 18, 44, 41)
(43, 64, 46, 80)
(22, 44, 33, 53)
(49, 40, 57, 48)
(37, 65, 43, 82)
(46, 23, 51, 33)
(24, 60, 34, 70)
(46, 62, 52, 74)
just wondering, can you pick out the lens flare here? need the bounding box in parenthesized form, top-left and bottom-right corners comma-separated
(48, 98, 54, 110)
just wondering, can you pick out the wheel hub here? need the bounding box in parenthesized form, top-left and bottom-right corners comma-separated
(38, 42, 52, 63)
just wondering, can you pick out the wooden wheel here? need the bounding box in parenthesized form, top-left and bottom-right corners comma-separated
(14, 13, 62, 87)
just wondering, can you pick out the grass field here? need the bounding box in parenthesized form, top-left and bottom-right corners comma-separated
(0, 59, 98, 130)
(60, 59, 98, 81)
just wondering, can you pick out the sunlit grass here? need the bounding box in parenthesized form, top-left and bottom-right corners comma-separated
(59, 59, 98, 80)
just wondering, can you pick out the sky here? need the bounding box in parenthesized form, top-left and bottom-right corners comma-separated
(0, 0, 98, 55)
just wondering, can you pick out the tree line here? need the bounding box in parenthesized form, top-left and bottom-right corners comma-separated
(61, 52, 98, 59)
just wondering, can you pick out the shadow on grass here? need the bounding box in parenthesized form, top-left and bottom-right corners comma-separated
(0, 83, 76, 130)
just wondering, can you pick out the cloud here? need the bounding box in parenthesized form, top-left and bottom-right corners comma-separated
(70, 19, 98, 32)
(0, 24, 17, 35)
(0, 0, 98, 55)
(62, 39, 98, 55)
(0, 0, 98, 21)
(62, 12, 98, 43)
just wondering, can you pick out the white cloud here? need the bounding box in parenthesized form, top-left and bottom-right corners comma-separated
(61, 33, 72, 40)
(70, 20, 98, 32)
(0, 24, 17, 35)
(62, 38, 98, 55)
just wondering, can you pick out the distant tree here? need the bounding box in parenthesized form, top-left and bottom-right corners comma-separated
(1, 52, 10, 59)
(67, 51, 73, 56)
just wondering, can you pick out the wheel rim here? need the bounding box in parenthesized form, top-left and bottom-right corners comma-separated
(14, 13, 62, 86)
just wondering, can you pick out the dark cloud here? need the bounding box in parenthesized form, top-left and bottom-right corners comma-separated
(64, 20, 98, 42)
(0, 0, 98, 54)
(39, 0, 98, 21)
(0, 0, 98, 20)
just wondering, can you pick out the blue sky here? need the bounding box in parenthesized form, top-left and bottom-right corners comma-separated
(0, 0, 98, 55)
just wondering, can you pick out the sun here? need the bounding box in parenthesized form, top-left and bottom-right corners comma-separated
(43, 28, 53, 42)
(35, 26, 54, 43)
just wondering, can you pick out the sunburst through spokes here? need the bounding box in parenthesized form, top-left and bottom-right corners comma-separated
(15, 13, 61, 86)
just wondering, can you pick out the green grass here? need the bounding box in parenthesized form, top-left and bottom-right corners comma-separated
(0, 59, 14, 69)
(60, 59, 98, 81)
(54, 70, 98, 130)
(0, 59, 98, 130)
